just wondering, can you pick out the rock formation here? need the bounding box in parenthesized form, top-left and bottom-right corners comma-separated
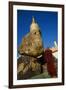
(18, 17, 44, 57)
(17, 55, 41, 79)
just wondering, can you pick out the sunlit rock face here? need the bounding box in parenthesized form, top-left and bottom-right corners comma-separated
(18, 17, 44, 57)
(17, 55, 41, 80)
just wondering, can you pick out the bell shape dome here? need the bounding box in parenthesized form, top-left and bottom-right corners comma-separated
(30, 17, 40, 32)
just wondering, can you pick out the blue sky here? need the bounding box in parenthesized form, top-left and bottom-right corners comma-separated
(17, 10, 58, 49)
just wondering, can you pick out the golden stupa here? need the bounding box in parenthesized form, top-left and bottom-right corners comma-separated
(18, 17, 44, 57)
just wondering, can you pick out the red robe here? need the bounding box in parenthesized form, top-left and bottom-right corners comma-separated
(44, 49, 56, 77)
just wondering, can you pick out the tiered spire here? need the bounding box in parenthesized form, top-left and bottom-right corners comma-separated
(32, 17, 35, 23)
(30, 16, 39, 32)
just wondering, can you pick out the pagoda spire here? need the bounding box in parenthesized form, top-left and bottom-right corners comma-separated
(32, 16, 35, 23)
(54, 41, 58, 48)
(30, 16, 40, 32)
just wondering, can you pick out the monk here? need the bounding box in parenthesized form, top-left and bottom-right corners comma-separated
(44, 49, 56, 77)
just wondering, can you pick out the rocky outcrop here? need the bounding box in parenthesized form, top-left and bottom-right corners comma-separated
(17, 49, 57, 79)
(17, 55, 41, 79)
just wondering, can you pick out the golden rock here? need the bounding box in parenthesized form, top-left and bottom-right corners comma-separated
(18, 17, 44, 57)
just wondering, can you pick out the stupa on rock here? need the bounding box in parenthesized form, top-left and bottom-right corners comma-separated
(17, 17, 57, 79)
(18, 17, 44, 57)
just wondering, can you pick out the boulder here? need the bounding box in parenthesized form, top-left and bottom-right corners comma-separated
(18, 17, 44, 57)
